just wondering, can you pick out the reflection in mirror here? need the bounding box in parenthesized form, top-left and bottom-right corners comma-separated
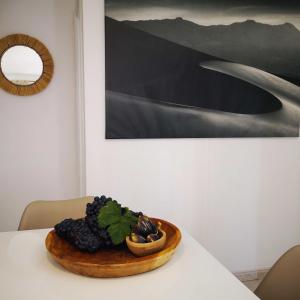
(1, 45, 43, 86)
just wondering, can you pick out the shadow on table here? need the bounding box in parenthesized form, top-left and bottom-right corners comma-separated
(46, 252, 71, 274)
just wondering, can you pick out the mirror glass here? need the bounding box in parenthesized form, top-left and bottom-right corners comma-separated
(0, 45, 43, 86)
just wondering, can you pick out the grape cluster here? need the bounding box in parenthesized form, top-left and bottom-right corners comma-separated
(54, 196, 143, 252)
(54, 218, 75, 239)
(85, 196, 109, 235)
(55, 218, 102, 252)
(54, 196, 113, 252)
(85, 195, 114, 247)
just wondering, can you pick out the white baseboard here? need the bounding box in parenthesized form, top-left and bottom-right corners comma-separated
(234, 269, 269, 282)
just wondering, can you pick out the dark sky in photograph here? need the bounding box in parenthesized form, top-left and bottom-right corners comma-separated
(106, 0, 300, 8)
(105, 0, 300, 29)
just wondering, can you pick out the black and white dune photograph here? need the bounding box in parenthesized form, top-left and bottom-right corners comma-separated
(105, 0, 300, 138)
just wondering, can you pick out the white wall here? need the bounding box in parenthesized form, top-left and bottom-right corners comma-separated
(0, 0, 79, 231)
(82, 0, 300, 272)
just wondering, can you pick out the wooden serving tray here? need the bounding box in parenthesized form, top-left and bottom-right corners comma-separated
(45, 218, 181, 278)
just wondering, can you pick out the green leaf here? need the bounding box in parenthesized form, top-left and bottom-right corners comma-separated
(108, 222, 131, 245)
(97, 200, 139, 245)
(122, 208, 138, 224)
(97, 200, 121, 228)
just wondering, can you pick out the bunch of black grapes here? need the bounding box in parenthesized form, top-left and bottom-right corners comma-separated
(55, 218, 102, 252)
(85, 195, 113, 246)
(55, 196, 113, 252)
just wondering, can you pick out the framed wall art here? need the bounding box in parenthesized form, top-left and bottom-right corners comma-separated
(105, 0, 300, 138)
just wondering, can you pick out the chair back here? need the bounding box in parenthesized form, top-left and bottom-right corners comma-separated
(255, 245, 300, 300)
(18, 196, 94, 230)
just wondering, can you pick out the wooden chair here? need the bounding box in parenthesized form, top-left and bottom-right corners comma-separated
(18, 196, 94, 230)
(255, 245, 300, 300)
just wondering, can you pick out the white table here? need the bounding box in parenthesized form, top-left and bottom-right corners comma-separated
(0, 229, 259, 300)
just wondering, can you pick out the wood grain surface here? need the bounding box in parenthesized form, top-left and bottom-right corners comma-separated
(45, 218, 181, 278)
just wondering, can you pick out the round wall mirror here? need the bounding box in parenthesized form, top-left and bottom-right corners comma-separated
(0, 34, 54, 96)
(1, 45, 43, 86)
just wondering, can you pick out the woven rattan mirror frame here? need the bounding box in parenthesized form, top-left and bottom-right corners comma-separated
(0, 34, 54, 96)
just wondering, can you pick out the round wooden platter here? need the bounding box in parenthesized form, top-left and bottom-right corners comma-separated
(45, 218, 181, 278)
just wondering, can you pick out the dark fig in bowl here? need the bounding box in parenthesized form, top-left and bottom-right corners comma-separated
(130, 233, 146, 243)
(133, 216, 158, 237)
(146, 233, 161, 242)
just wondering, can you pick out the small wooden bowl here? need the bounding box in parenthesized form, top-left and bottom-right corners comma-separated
(126, 229, 166, 257)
